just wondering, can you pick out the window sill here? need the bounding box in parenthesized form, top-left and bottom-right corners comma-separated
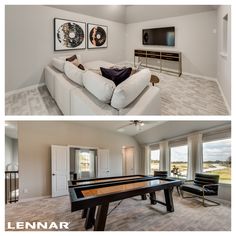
(219, 182, 231, 186)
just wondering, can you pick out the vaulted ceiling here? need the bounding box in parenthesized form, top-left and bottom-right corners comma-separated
(48, 5, 218, 24)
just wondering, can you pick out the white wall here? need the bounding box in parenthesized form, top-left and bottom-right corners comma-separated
(5, 5, 126, 92)
(125, 11, 217, 78)
(18, 121, 141, 199)
(216, 5, 231, 110)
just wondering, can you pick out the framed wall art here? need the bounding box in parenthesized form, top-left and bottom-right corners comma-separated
(54, 18, 86, 51)
(87, 23, 108, 49)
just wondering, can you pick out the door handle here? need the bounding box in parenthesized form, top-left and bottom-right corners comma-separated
(52, 173, 56, 176)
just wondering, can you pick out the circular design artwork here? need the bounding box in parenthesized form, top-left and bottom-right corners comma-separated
(57, 22, 84, 48)
(89, 26, 106, 46)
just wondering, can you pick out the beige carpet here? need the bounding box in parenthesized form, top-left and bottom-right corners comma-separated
(5, 192, 231, 231)
(5, 73, 229, 116)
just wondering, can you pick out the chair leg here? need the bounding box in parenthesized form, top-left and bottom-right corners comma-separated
(180, 189, 198, 199)
(202, 196, 220, 207)
(181, 190, 220, 207)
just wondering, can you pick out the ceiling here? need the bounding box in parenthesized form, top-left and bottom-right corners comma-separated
(5, 121, 18, 139)
(76, 121, 165, 136)
(134, 121, 230, 144)
(48, 5, 218, 24)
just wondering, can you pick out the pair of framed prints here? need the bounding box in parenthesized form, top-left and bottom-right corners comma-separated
(54, 18, 108, 51)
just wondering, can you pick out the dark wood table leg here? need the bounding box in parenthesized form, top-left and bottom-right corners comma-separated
(164, 188, 174, 212)
(176, 186, 181, 196)
(81, 208, 88, 218)
(141, 194, 147, 200)
(85, 207, 96, 229)
(149, 192, 157, 205)
(94, 203, 109, 231)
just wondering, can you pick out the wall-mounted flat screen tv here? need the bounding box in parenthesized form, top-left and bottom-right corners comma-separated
(142, 27, 175, 46)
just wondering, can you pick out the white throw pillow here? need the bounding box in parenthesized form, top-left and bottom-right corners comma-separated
(111, 68, 151, 109)
(51, 57, 65, 72)
(51, 54, 82, 72)
(83, 70, 116, 103)
(64, 61, 84, 86)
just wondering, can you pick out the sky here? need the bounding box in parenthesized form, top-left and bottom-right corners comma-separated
(150, 139, 231, 162)
(203, 139, 231, 161)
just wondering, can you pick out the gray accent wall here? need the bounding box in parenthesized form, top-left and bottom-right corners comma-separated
(125, 10, 217, 78)
(5, 5, 126, 92)
(18, 121, 141, 200)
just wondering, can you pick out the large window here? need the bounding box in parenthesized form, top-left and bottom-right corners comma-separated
(170, 145, 188, 178)
(203, 138, 231, 184)
(150, 149, 160, 175)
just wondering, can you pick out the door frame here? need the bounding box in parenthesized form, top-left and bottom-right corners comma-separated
(68, 145, 98, 179)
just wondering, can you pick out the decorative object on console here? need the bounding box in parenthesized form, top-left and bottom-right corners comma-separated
(87, 23, 108, 49)
(54, 18, 86, 51)
(100, 67, 132, 86)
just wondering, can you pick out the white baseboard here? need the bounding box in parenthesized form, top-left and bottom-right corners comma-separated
(19, 195, 51, 203)
(215, 80, 231, 114)
(182, 72, 217, 81)
(5, 83, 45, 97)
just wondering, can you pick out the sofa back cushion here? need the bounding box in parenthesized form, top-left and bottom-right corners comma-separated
(111, 68, 151, 109)
(64, 61, 84, 86)
(51, 57, 65, 72)
(83, 70, 116, 103)
(51, 54, 82, 72)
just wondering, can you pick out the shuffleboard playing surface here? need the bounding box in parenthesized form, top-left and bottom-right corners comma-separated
(81, 179, 169, 197)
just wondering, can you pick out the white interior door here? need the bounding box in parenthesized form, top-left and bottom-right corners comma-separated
(97, 149, 110, 177)
(125, 147, 135, 175)
(51, 145, 69, 197)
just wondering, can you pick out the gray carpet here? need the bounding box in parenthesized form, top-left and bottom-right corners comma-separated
(5, 193, 231, 231)
(5, 73, 229, 115)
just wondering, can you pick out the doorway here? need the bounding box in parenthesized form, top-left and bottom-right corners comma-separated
(123, 147, 135, 175)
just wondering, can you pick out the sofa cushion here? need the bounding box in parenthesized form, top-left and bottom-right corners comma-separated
(64, 61, 84, 86)
(84, 60, 114, 74)
(51, 58, 65, 72)
(51, 54, 82, 72)
(111, 68, 151, 109)
(100, 67, 132, 86)
(82, 70, 116, 103)
(119, 86, 161, 115)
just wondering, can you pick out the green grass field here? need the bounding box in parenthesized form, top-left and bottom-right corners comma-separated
(150, 161, 231, 183)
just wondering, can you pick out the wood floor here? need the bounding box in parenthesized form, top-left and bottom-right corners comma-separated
(5, 73, 229, 116)
(5, 192, 231, 231)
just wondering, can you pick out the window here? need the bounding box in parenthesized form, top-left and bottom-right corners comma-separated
(150, 149, 160, 175)
(170, 145, 188, 178)
(203, 138, 231, 184)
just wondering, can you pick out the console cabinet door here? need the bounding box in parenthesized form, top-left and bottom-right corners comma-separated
(51, 145, 69, 197)
(97, 149, 110, 177)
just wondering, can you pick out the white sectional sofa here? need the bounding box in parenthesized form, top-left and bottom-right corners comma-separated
(44, 56, 161, 115)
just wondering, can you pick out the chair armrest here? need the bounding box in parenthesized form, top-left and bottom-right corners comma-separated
(182, 180, 194, 184)
(203, 183, 219, 189)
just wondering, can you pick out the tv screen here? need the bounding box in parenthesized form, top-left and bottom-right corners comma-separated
(143, 27, 175, 46)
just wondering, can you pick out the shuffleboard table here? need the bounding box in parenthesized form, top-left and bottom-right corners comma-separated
(69, 175, 182, 231)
